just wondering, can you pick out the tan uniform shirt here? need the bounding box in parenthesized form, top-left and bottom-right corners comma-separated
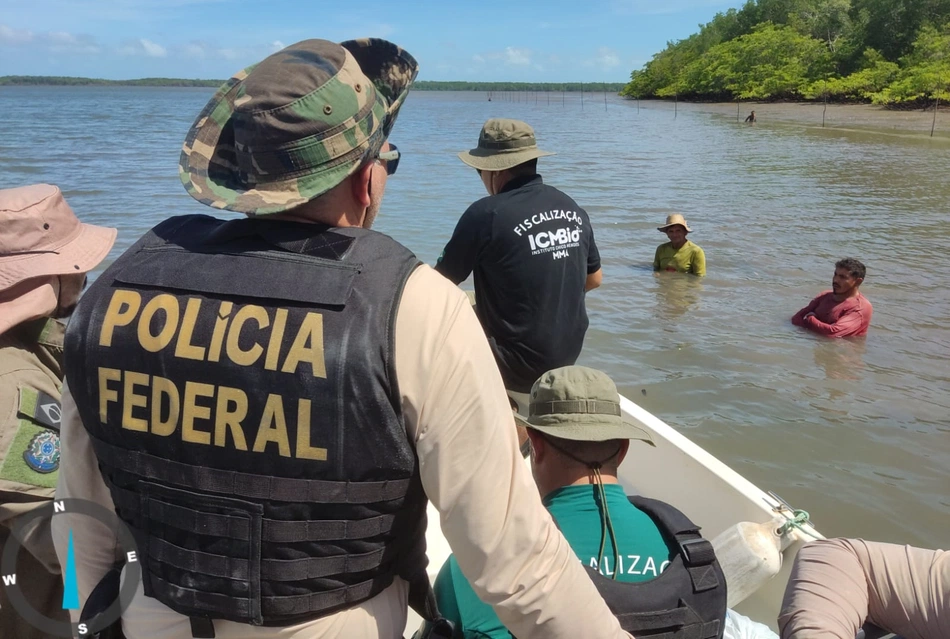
(53, 265, 630, 639)
(0, 318, 69, 638)
(0, 318, 64, 569)
(779, 538, 950, 639)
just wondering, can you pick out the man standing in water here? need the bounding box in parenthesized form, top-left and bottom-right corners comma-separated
(792, 258, 872, 337)
(435, 119, 603, 395)
(653, 214, 706, 276)
(52, 39, 630, 639)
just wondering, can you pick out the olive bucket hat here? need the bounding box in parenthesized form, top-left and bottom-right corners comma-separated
(458, 118, 555, 172)
(514, 366, 654, 446)
(179, 38, 418, 215)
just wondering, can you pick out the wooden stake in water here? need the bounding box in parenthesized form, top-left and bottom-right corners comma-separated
(737, 100, 740, 122)
(823, 85, 828, 128)
(674, 94, 678, 119)
(933, 94, 939, 138)
(637, 97, 640, 114)
(603, 83, 608, 111)
(581, 84, 584, 111)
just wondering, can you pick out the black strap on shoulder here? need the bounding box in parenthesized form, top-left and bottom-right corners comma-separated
(629, 495, 721, 593)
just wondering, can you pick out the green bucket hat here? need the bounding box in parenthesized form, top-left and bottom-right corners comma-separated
(457, 118, 555, 172)
(179, 38, 418, 216)
(515, 366, 654, 446)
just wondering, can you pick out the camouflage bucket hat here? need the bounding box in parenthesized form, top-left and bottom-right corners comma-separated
(514, 366, 655, 446)
(179, 38, 418, 215)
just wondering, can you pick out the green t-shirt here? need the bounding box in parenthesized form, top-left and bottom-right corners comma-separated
(433, 484, 676, 639)
(653, 240, 706, 276)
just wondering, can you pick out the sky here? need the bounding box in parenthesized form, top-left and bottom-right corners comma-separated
(0, 0, 745, 82)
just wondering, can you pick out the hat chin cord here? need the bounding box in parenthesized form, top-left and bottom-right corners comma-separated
(541, 435, 623, 580)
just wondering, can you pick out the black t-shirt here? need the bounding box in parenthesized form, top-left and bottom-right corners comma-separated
(435, 174, 601, 392)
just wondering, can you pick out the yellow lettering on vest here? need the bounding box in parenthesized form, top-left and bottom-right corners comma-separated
(182, 381, 214, 445)
(208, 301, 233, 363)
(280, 312, 326, 378)
(264, 308, 288, 371)
(98, 367, 122, 423)
(137, 294, 180, 353)
(226, 305, 269, 367)
(253, 394, 291, 457)
(151, 376, 180, 437)
(121, 371, 149, 432)
(174, 298, 207, 361)
(294, 398, 327, 461)
(214, 386, 248, 450)
(99, 290, 142, 347)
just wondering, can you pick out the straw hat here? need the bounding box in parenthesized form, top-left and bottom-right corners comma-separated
(513, 366, 654, 446)
(457, 119, 555, 172)
(657, 213, 692, 233)
(0, 184, 116, 293)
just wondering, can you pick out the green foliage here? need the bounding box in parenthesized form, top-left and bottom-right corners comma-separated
(667, 24, 831, 99)
(623, 0, 950, 103)
(803, 48, 899, 98)
(871, 23, 950, 103)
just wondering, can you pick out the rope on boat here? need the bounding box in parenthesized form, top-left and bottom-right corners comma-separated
(777, 509, 817, 538)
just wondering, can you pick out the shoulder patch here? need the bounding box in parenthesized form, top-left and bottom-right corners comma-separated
(23, 429, 60, 474)
(18, 387, 62, 432)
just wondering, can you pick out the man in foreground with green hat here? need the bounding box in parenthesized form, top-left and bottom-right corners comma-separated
(434, 366, 729, 638)
(51, 40, 632, 639)
(435, 119, 603, 398)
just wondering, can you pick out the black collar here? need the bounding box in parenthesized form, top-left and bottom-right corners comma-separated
(499, 173, 543, 194)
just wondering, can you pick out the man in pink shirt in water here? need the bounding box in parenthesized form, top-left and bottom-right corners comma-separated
(792, 258, 872, 337)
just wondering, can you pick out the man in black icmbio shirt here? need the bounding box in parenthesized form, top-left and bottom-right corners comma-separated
(435, 118, 603, 394)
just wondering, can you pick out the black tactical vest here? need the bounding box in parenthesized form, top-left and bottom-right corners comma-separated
(64, 214, 428, 628)
(584, 496, 727, 639)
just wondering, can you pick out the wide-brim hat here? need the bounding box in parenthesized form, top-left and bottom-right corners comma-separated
(657, 213, 691, 233)
(458, 118, 555, 172)
(0, 184, 116, 293)
(179, 38, 419, 216)
(514, 366, 654, 446)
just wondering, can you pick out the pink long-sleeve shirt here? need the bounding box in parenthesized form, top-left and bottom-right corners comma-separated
(791, 291, 872, 337)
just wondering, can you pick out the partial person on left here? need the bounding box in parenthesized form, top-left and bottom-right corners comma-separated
(0, 184, 116, 639)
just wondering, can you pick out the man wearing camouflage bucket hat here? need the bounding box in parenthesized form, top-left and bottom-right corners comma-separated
(52, 39, 632, 639)
(434, 366, 729, 638)
(436, 119, 604, 399)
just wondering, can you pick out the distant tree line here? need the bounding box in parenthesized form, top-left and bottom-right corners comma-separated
(622, 0, 950, 106)
(0, 76, 626, 93)
(0, 76, 223, 87)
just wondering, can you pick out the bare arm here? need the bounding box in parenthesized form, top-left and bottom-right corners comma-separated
(585, 268, 603, 292)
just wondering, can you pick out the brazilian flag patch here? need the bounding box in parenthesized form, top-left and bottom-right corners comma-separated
(0, 387, 60, 488)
